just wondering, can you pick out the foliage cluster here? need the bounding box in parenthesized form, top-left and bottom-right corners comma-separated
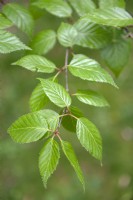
(0, 0, 132, 189)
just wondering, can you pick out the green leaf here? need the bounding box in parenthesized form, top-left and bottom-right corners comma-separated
(39, 138, 60, 187)
(68, 54, 117, 88)
(101, 31, 130, 76)
(33, 0, 72, 18)
(61, 140, 85, 190)
(0, 13, 12, 29)
(31, 30, 56, 55)
(3, 3, 34, 36)
(0, 30, 31, 53)
(68, 0, 96, 16)
(29, 77, 58, 112)
(76, 117, 102, 160)
(39, 78, 71, 108)
(30, 83, 48, 112)
(74, 19, 112, 49)
(13, 55, 56, 73)
(99, 0, 125, 8)
(8, 111, 49, 143)
(62, 106, 83, 132)
(29, 0, 45, 19)
(82, 7, 133, 27)
(74, 90, 109, 107)
(39, 109, 59, 131)
(57, 23, 78, 47)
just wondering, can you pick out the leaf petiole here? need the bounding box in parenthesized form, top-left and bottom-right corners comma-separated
(53, 70, 62, 81)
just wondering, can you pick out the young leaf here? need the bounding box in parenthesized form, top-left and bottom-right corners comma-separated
(30, 83, 48, 112)
(0, 30, 31, 53)
(76, 117, 102, 160)
(62, 106, 83, 132)
(74, 19, 112, 49)
(57, 23, 78, 47)
(8, 111, 49, 143)
(39, 79, 71, 108)
(61, 140, 85, 190)
(31, 30, 56, 55)
(0, 13, 12, 29)
(101, 32, 130, 76)
(68, 0, 96, 16)
(74, 90, 109, 107)
(82, 7, 133, 27)
(12, 55, 56, 73)
(33, 0, 72, 18)
(99, 0, 125, 8)
(39, 138, 60, 187)
(3, 3, 34, 36)
(39, 109, 59, 131)
(68, 54, 118, 88)
(30, 77, 58, 112)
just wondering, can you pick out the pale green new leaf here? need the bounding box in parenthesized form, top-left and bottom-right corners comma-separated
(29, 77, 58, 112)
(31, 30, 56, 55)
(33, 0, 72, 18)
(39, 79, 71, 108)
(57, 23, 78, 47)
(30, 83, 48, 112)
(39, 138, 60, 187)
(99, 0, 125, 8)
(74, 90, 109, 107)
(3, 3, 34, 36)
(8, 111, 49, 143)
(68, 54, 117, 88)
(68, 0, 96, 16)
(76, 117, 102, 160)
(13, 55, 56, 73)
(39, 109, 59, 131)
(74, 19, 111, 49)
(82, 7, 133, 27)
(101, 32, 130, 76)
(61, 140, 85, 190)
(0, 13, 12, 29)
(0, 30, 31, 53)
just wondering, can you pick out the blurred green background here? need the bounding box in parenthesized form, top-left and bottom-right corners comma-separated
(0, 1, 133, 200)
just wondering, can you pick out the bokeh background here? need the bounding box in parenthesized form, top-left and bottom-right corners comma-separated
(0, 0, 133, 199)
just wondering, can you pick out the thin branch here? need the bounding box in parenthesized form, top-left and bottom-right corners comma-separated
(65, 48, 69, 92)
(52, 130, 62, 140)
(57, 49, 70, 129)
(58, 108, 67, 128)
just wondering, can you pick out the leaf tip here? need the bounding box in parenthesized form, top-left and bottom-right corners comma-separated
(43, 179, 47, 189)
(113, 83, 119, 89)
(7, 126, 11, 135)
(83, 183, 85, 193)
(37, 78, 43, 82)
(11, 61, 17, 66)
